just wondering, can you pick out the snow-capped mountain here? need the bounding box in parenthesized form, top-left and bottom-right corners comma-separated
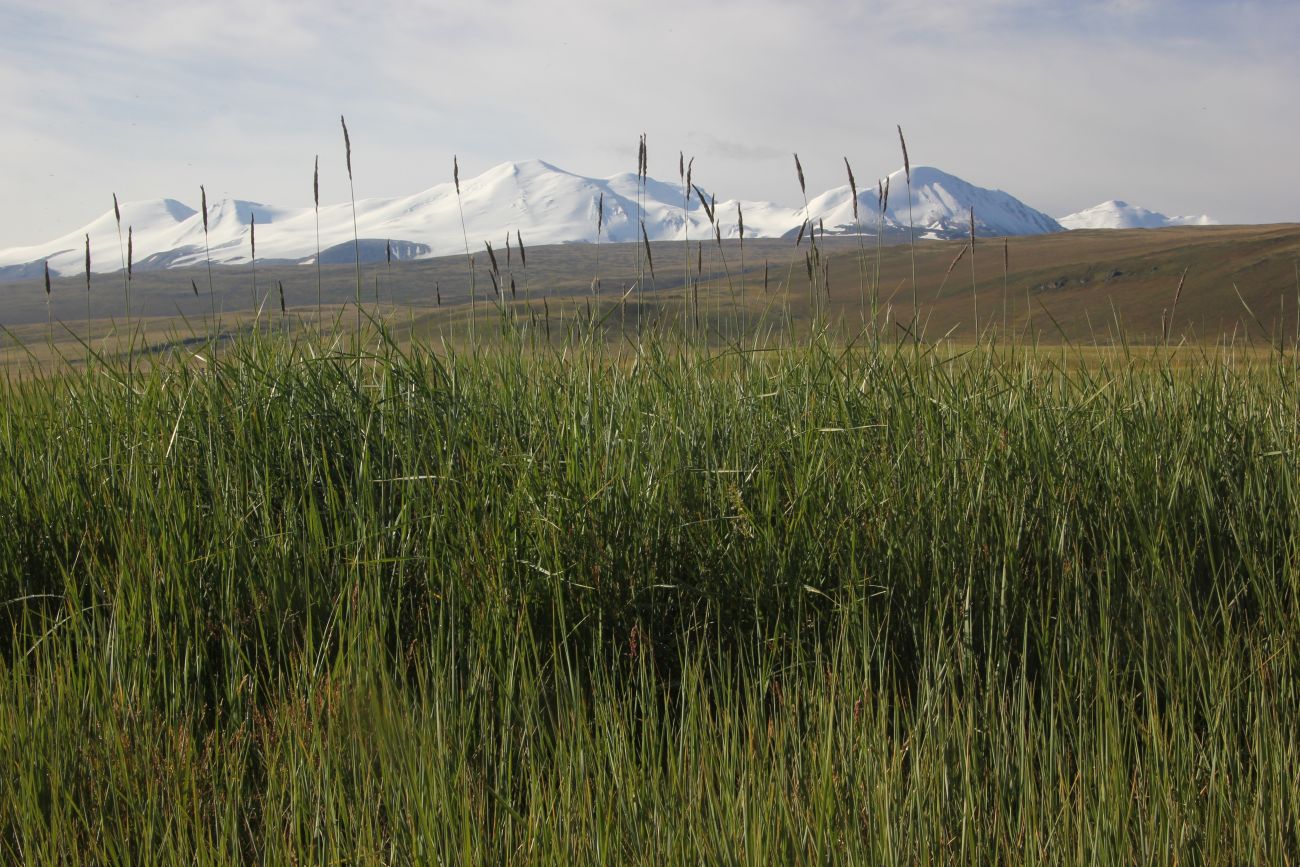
(808, 166, 1063, 239)
(3, 160, 1066, 279)
(1059, 200, 1218, 230)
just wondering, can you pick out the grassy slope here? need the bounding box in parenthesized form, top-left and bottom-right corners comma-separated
(1, 329, 1298, 862)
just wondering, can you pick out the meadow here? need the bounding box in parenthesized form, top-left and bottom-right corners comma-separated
(1, 301, 1298, 862)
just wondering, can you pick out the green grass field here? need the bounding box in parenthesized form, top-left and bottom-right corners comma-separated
(1, 314, 1297, 861)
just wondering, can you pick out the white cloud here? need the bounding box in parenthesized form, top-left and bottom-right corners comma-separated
(0, 0, 1295, 247)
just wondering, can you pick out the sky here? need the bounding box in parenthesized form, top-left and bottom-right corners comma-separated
(2, 0, 1297, 247)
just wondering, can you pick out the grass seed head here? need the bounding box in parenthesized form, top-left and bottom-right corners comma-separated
(191, 278, 199, 296)
(794, 153, 806, 196)
(845, 158, 859, 221)
(113, 193, 121, 227)
(200, 186, 209, 234)
(897, 124, 911, 183)
(942, 242, 970, 283)
(84, 233, 91, 291)
(127, 226, 133, 279)
(640, 221, 655, 278)
(341, 115, 353, 180)
(693, 185, 715, 223)
(313, 155, 320, 209)
(44, 260, 51, 295)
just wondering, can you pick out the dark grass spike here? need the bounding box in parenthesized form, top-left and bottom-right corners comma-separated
(341, 116, 362, 338)
(313, 155, 322, 339)
(341, 115, 353, 180)
(1002, 236, 1010, 337)
(191, 279, 199, 297)
(84, 233, 91, 363)
(939, 243, 970, 294)
(44, 261, 50, 296)
(898, 125, 917, 337)
(897, 124, 911, 182)
(1165, 267, 1189, 345)
(794, 153, 806, 196)
(640, 222, 655, 283)
(597, 192, 604, 237)
(970, 206, 978, 339)
(127, 227, 133, 280)
(200, 185, 215, 334)
(249, 213, 259, 323)
(693, 186, 715, 224)
(278, 280, 286, 315)
(845, 158, 859, 221)
(113, 193, 130, 351)
(453, 155, 476, 333)
(485, 241, 499, 275)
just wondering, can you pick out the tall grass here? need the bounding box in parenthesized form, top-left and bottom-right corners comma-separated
(1, 319, 1298, 862)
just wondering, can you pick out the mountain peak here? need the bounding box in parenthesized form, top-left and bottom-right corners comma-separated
(1060, 200, 1218, 230)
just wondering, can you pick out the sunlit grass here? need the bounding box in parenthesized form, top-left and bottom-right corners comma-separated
(1, 320, 1297, 862)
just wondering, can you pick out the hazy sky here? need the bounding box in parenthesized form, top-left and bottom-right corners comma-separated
(2, 0, 1297, 246)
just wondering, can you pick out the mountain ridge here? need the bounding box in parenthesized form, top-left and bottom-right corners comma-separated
(2, 160, 1208, 281)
